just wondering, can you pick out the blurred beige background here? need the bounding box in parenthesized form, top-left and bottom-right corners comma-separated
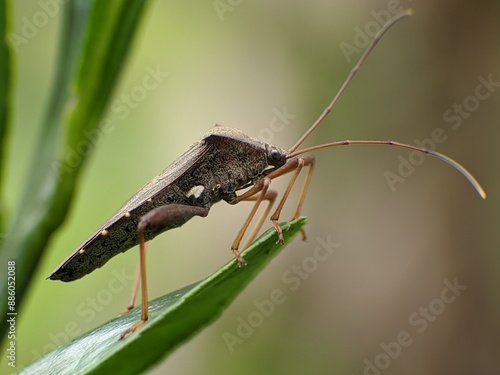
(3, 0, 499, 374)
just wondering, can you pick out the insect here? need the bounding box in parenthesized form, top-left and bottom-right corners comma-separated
(49, 10, 486, 339)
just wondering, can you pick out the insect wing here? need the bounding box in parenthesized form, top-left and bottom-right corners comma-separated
(49, 137, 213, 281)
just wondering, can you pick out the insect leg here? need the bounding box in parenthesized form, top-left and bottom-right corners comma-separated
(119, 204, 209, 339)
(263, 155, 315, 243)
(120, 221, 149, 339)
(120, 261, 142, 314)
(229, 156, 315, 253)
(275, 156, 315, 241)
(241, 189, 278, 249)
(229, 178, 277, 265)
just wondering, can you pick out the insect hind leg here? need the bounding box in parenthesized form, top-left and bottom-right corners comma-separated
(119, 203, 209, 339)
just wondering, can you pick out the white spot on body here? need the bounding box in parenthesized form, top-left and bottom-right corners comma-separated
(186, 185, 205, 199)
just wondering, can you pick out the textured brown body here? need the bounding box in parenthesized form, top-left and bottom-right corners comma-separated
(49, 126, 287, 282)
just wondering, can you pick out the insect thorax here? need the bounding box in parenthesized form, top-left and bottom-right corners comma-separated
(176, 127, 281, 207)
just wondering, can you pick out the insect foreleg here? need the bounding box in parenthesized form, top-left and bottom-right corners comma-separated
(228, 155, 315, 263)
(262, 156, 316, 242)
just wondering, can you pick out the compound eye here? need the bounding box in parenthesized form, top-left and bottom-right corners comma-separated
(270, 149, 281, 161)
(265, 144, 285, 166)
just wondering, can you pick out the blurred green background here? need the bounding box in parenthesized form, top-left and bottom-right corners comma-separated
(2, 0, 499, 374)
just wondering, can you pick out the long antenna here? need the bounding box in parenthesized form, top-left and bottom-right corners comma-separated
(287, 140, 486, 199)
(288, 9, 414, 154)
(285, 8, 486, 199)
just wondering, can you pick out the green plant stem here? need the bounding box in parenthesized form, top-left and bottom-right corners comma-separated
(0, 0, 12, 237)
(0, 0, 150, 344)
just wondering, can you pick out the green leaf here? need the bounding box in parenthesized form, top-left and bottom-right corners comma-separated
(18, 218, 306, 375)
